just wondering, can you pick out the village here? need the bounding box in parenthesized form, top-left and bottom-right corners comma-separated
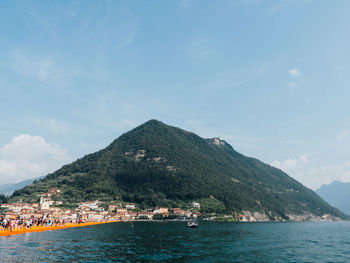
(0, 188, 265, 223)
(0, 188, 209, 223)
(1, 187, 341, 227)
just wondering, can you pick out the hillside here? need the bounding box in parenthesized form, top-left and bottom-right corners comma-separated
(316, 181, 350, 215)
(11, 120, 345, 220)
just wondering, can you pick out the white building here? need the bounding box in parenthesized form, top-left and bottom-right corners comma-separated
(40, 197, 52, 209)
(125, 203, 136, 209)
(191, 202, 201, 208)
(78, 201, 99, 210)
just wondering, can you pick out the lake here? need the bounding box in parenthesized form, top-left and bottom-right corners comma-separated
(1, 221, 350, 262)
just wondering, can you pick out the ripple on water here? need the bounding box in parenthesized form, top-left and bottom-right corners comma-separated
(2, 221, 350, 262)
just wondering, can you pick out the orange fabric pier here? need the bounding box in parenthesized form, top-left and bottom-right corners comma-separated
(0, 221, 118, 237)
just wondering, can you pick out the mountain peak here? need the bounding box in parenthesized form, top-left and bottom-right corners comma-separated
(128, 119, 170, 135)
(142, 119, 165, 127)
(146, 119, 164, 124)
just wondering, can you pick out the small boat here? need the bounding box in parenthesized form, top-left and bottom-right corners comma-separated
(187, 221, 198, 228)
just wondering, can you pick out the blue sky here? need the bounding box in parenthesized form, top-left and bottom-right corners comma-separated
(1, 0, 350, 189)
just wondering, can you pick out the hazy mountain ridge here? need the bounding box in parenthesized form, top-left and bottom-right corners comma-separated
(10, 120, 345, 220)
(316, 181, 350, 215)
(0, 176, 44, 196)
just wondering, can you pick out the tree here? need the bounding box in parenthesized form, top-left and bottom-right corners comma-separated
(0, 194, 8, 204)
(153, 213, 164, 220)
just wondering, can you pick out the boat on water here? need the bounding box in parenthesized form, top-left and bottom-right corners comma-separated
(187, 221, 198, 228)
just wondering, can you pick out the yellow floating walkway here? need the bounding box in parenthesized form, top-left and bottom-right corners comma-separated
(0, 221, 118, 237)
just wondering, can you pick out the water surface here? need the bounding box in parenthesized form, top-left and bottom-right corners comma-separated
(1, 221, 350, 262)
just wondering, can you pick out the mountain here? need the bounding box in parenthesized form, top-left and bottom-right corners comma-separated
(316, 181, 350, 215)
(10, 120, 345, 220)
(0, 176, 44, 195)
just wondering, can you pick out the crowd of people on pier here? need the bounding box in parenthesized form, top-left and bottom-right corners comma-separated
(0, 217, 77, 232)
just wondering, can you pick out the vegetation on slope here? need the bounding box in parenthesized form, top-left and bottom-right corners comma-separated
(0, 194, 8, 204)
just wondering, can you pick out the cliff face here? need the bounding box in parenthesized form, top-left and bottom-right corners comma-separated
(11, 120, 346, 220)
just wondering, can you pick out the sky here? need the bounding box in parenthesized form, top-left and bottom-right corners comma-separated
(1, 0, 350, 190)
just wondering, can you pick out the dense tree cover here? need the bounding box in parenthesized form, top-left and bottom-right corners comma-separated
(199, 197, 226, 214)
(0, 194, 8, 204)
(152, 214, 164, 220)
(10, 120, 346, 219)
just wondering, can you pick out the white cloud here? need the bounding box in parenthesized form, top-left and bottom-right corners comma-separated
(0, 134, 71, 184)
(187, 35, 216, 61)
(179, 0, 194, 9)
(259, 0, 311, 19)
(30, 117, 72, 135)
(272, 154, 350, 190)
(12, 50, 55, 82)
(336, 130, 350, 141)
(112, 9, 139, 52)
(10, 50, 80, 87)
(271, 153, 308, 172)
(260, 0, 292, 18)
(289, 68, 302, 77)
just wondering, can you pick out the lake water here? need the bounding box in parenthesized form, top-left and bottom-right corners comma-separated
(1, 221, 350, 262)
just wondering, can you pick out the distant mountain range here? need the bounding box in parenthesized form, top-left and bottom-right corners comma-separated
(10, 120, 345, 220)
(0, 176, 44, 196)
(316, 181, 350, 215)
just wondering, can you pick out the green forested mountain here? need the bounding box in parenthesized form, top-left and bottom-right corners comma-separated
(11, 120, 345, 219)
